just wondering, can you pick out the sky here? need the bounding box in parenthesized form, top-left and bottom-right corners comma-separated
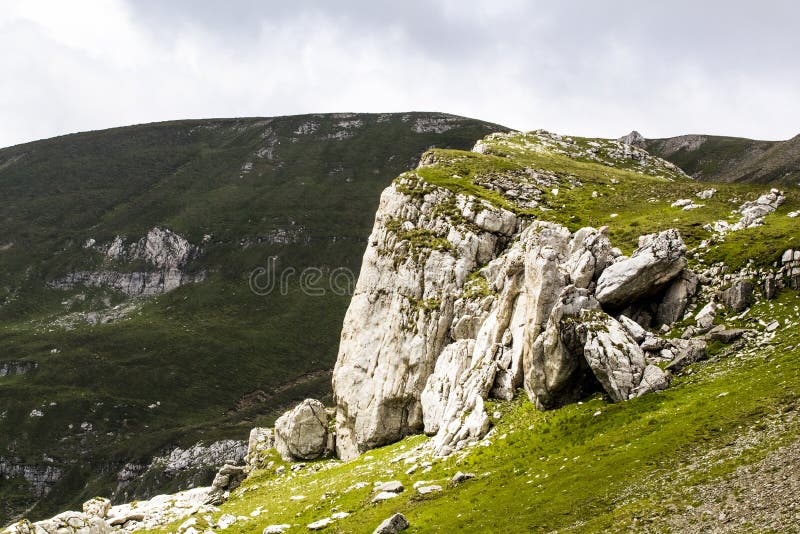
(1, 0, 799, 148)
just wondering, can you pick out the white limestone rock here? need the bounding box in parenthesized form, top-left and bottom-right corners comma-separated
(595, 229, 687, 309)
(274, 399, 330, 462)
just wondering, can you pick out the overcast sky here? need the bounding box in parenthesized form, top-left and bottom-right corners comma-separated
(1, 0, 798, 148)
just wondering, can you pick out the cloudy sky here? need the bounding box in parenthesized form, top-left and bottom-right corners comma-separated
(1, 0, 798, 148)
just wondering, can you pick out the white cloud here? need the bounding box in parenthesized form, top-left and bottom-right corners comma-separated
(0, 0, 798, 148)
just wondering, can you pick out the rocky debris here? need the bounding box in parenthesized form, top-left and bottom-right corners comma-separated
(417, 484, 442, 494)
(371, 491, 400, 503)
(0, 360, 38, 377)
(451, 471, 476, 484)
(375, 480, 404, 493)
(709, 189, 786, 234)
(373, 513, 410, 534)
(656, 270, 698, 326)
(50, 228, 204, 297)
(719, 280, 754, 312)
(3, 511, 112, 534)
(274, 399, 331, 462)
(246, 427, 275, 468)
(618, 130, 646, 148)
(696, 188, 717, 200)
(307, 517, 334, 530)
(666, 339, 708, 373)
(82, 497, 111, 519)
(217, 514, 237, 529)
(705, 327, 748, 344)
(694, 302, 719, 331)
(595, 229, 687, 309)
(263, 525, 291, 534)
(632, 365, 671, 396)
(205, 464, 246, 505)
(671, 198, 704, 210)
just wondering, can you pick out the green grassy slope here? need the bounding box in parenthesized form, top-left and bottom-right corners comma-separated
(646, 133, 800, 185)
(139, 132, 800, 534)
(0, 113, 508, 523)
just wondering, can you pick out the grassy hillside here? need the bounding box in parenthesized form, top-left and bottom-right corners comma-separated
(0, 113, 507, 523)
(646, 133, 800, 185)
(141, 131, 800, 533)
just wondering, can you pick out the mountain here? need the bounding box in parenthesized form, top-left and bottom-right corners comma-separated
(0, 112, 508, 523)
(7, 128, 799, 533)
(643, 132, 800, 185)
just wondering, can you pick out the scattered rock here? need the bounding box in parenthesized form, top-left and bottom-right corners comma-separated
(417, 484, 443, 494)
(308, 517, 334, 530)
(705, 328, 748, 344)
(371, 491, 400, 503)
(720, 280, 754, 312)
(372, 513, 410, 534)
(375, 480, 404, 493)
(263, 525, 292, 534)
(451, 471, 476, 484)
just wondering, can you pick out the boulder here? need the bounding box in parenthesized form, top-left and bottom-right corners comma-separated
(595, 229, 687, 309)
(666, 339, 708, 372)
(375, 480, 404, 493)
(524, 286, 601, 409)
(274, 399, 330, 461)
(694, 302, 718, 331)
(720, 280, 754, 312)
(706, 328, 748, 344)
(373, 513, 410, 534)
(579, 311, 647, 402)
(632, 365, 670, 396)
(246, 427, 275, 468)
(82, 497, 111, 519)
(618, 314, 646, 343)
(263, 526, 291, 534)
(656, 270, 698, 325)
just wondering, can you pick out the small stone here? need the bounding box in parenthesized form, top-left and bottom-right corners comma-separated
(263, 525, 291, 534)
(331, 512, 350, 519)
(375, 480, 404, 493)
(416, 485, 442, 494)
(451, 471, 476, 484)
(308, 517, 334, 530)
(372, 491, 400, 503)
(372, 513, 410, 534)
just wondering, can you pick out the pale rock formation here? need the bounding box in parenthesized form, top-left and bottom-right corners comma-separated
(373, 513, 410, 534)
(656, 270, 699, 326)
(595, 229, 687, 309)
(82, 497, 111, 519)
(274, 399, 330, 461)
(618, 130, 646, 148)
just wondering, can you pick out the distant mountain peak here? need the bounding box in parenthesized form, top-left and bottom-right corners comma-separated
(618, 130, 646, 148)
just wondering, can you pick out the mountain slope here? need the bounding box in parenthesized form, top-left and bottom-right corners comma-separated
(24, 128, 794, 534)
(645, 133, 800, 185)
(0, 113, 508, 523)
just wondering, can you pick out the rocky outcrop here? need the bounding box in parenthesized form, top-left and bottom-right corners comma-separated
(595, 229, 687, 309)
(0, 361, 38, 378)
(656, 270, 698, 326)
(333, 167, 688, 458)
(708, 189, 786, 234)
(274, 399, 331, 461)
(618, 130, 646, 148)
(4, 512, 111, 534)
(720, 280, 754, 312)
(0, 458, 62, 498)
(51, 228, 203, 297)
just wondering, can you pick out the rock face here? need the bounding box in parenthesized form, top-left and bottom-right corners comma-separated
(332, 167, 689, 459)
(656, 270, 698, 325)
(274, 399, 331, 461)
(50, 227, 203, 297)
(595, 229, 687, 309)
(618, 130, 646, 148)
(720, 280, 754, 312)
